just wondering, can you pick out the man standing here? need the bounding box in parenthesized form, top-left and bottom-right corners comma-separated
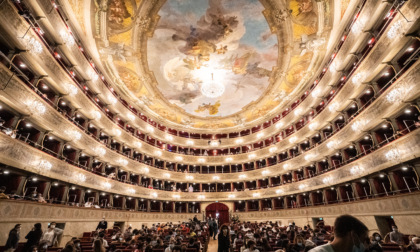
(4, 224, 21, 252)
(309, 215, 368, 252)
(212, 218, 218, 240)
(208, 218, 214, 239)
(23, 223, 43, 252)
(96, 217, 108, 231)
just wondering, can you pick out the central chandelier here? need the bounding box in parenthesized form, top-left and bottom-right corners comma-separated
(200, 73, 225, 98)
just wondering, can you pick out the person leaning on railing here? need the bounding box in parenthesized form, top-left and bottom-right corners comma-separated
(0, 186, 10, 199)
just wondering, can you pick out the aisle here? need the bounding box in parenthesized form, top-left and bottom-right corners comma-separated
(207, 238, 218, 252)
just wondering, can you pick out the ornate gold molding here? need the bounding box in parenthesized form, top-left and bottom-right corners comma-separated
(0, 126, 418, 202)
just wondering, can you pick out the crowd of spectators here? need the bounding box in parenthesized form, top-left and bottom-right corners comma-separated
(217, 215, 420, 252)
(3, 215, 420, 252)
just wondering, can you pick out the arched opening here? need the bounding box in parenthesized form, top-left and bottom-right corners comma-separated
(205, 202, 229, 226)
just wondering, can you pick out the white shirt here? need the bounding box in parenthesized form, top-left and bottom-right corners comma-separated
(309, 244, 334, 252)
(42, 229, 55, 246)
(305, 239, 316, 247)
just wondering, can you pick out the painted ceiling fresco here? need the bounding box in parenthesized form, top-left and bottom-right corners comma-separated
(76, 0, 335, 129)
(147, 0, 278, 117)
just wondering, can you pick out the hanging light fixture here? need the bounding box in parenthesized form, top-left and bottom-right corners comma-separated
(201, 73, 225, 98)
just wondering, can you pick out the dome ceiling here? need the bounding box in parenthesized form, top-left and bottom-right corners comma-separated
(71, 0, 335, 130)
(147, 0, 278, 117)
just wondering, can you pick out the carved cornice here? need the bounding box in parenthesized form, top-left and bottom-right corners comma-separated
(0, 200, 197, 223)
(234, 192, 420, 220)
(0, 192, 419, 223)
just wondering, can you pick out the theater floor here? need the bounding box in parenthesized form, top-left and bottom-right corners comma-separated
(208, 238, 218, 251)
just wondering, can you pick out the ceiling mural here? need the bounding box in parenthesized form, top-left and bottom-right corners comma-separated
(78, 0, 333, 130)
(147, 0, 278, 117)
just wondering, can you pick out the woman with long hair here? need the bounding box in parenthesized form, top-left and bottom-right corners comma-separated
(261, 238, 271, 252)
(93, 239, 105, 252)
(218, 224, 231, 252)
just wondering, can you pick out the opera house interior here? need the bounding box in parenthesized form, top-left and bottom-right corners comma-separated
(0, 0, 419, 251)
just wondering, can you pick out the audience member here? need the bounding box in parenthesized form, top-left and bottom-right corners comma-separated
(209, 218, 215, 239)
(410, 236, 420, 252)
(241, 237, 250, 252)
(218, 224, 231, 252)
(164, 240, 175, 252)
(287, 235, 307, 252)
(234, 233, 244, 248)
(244, 240, 260, 252)
(368, 232, 383, 252)
(123, 226, 133, 242)
(68, 238, 81, 252)
(96, 217, 108, 231)
(4, 224, 21, 252)
(61, 244, 75, 252)
(0, 186, 9, 199)
(309, 215, 368, 252)
(23, 223, 43, 252)
(389, 225, 404, 245)
(41, 222, 63, 247)
(171, 245, 182, 252)
(37, 193, 47, 203)
(260, 237, 271, 251)
(93, 239, 105, 252)
(29, 246, 38, 252)
(94, 232, 109, 247)
(6, 215, 417, 252)
(212, 218, 219, 240)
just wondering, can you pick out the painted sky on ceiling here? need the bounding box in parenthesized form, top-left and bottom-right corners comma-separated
(147, 0, 278, 117)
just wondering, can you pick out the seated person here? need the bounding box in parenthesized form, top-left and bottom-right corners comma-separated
(309, 215, 368, 252)
(390, 225, 404, 245)
(0, 186, 9, 199)
(243, 240, 259, 252)
(37, 193, 47, 203)
(187, 237, 199, 250)
(107, 172, 116, 179)
(288, 235, 308, 252)
(409, 236, 420, 252)
(30, 190, 38, 200)
(369, 232, 383, 251)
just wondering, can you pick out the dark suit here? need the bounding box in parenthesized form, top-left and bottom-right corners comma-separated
(96, 221, 108, 230)
(213, 221, 218, 239)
